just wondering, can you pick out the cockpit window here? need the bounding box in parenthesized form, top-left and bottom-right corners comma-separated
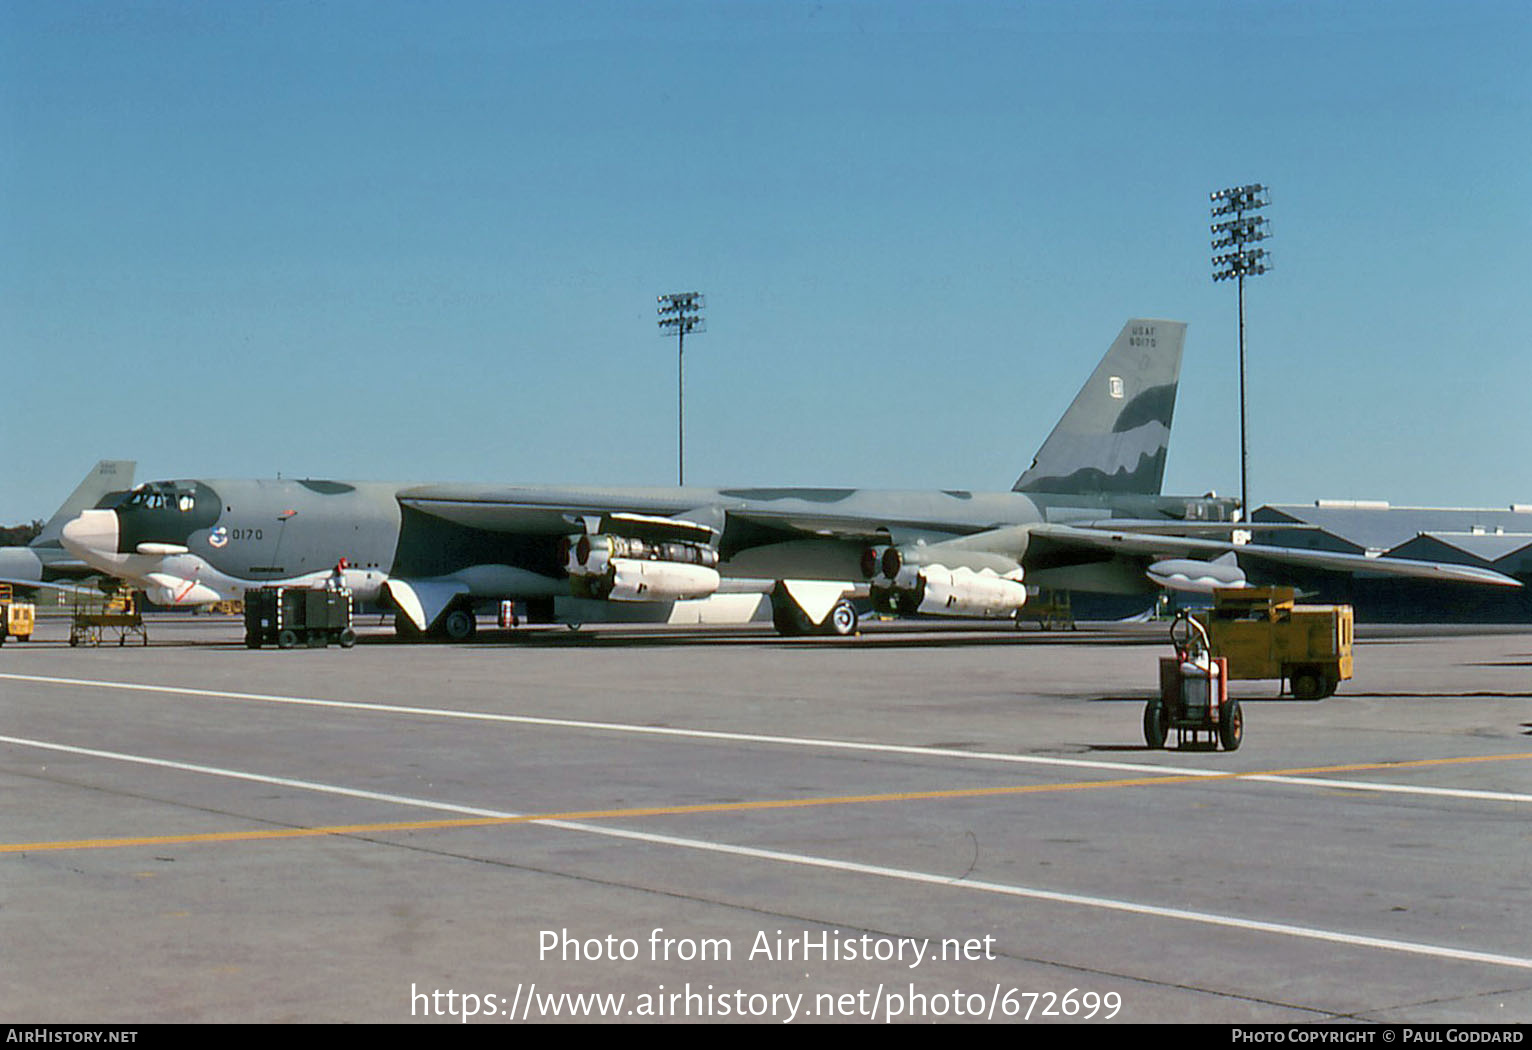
(125, 485, 195, 513)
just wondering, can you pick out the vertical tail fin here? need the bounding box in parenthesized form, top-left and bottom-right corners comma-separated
(1013, 319, 1185, 496)
(32, 460, 136, 548)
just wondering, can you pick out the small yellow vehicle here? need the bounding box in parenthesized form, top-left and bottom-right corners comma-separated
(0, 583, 36, 644)
(1194, 587, 1353, 700)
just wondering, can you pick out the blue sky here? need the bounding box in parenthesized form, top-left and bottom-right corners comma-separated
(3, 1, 1528, 522)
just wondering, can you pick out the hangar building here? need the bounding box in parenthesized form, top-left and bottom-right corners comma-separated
(1250, 502, 1532, 622)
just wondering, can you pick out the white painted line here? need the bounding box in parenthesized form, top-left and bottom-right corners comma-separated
(0, 733, 510, 817)
(3, 672, 1529, 803)
(4, 730, 1530, 973)
(1239, 774, 1532, 804)
(537, 821, 1532, 973)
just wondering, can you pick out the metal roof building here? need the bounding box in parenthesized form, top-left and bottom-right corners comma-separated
(1251, 503, 1532, 622)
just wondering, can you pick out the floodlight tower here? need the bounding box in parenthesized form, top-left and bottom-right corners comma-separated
(657, 292, 705, 486)
(1210, 184, 1272, 521)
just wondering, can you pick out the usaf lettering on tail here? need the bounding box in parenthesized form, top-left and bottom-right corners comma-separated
(58, 321, 1518, 639)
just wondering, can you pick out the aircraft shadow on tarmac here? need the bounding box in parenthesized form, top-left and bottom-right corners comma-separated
(256, 624, 1173, 651)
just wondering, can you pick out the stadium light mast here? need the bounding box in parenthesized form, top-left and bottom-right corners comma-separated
(1210, 184, 1272, 521)
(657, 292, 705, 486)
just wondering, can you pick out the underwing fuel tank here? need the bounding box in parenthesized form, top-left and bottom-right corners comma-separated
(865, 545, 1027, 619)
(563, 533, 721, 602)
(1146, 555, 1249, 594)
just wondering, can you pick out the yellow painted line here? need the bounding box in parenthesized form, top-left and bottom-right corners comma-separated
(6, 751, 1529, 855)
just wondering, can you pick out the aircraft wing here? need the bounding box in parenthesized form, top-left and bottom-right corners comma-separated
(397, 486, 698, 535)
(0, 575, 114, 600)
(397, 487, 972, 545)
(1068, 518, 1313, 536)
(1028, 522, 1522, 588)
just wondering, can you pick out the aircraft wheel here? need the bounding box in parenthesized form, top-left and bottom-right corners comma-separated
(393, 614, 424, 642)
(277, 628, 299, 650)
(338, 628, 356, 649)
(1143, 702, 1168, 749)
(1219, 699, 1244, 751)
(821, 599, 858, 637)
(442, 608, 477, 642)
(1291, 668, 1324, 701)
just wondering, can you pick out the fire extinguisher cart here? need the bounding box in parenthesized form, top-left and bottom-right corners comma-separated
(1145, 610, 1243, 751)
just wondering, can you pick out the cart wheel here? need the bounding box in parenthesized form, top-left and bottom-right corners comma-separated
(277, 628, 299, 649)
(338, 628, 356, 649)
(1291, 669, 1324, 701)
(1143, 702, 1168, 749)
(1219, 699, 1244, 751)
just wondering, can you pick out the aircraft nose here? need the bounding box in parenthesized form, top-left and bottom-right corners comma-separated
(61, 509, 120, 557)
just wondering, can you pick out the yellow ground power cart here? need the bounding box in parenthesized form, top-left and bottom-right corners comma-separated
(0, 583, 36, 644)
(1194, 586, 1353, 700)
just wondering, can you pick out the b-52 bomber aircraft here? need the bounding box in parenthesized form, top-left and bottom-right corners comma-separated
(60, 319, 1516, 640)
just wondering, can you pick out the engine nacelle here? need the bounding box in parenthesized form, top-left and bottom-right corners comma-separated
(602, 559, 721, 602)
(564, 533, 722, 601)
(874, 564, 1027, 619)
(566, 533, 718, 575)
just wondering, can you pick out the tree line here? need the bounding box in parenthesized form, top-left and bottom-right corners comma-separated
(0, 521, 44, 547)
